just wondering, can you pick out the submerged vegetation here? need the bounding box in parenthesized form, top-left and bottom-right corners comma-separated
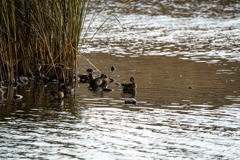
(0, 0, 131, 84)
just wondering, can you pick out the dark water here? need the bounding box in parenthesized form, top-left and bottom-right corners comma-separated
(1, 1, 240, 159)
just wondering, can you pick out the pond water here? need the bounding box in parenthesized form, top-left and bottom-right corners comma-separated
(1, 0, 240, 159)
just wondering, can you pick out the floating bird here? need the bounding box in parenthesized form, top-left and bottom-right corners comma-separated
(111, 66, 116, 72)
(60, 83, 75, 94)
(86, 69, 94, 74)
(88, 73, 95, 80)
(121, 77, 137, 90)
(89, 74, 104, 87)
(125, 98, 137, 104)
(101, 75, 115, 87)
(79, 74, 91, 82)
(49, 90, 64, 99)
(13, 94, 23, 100)
(61, 83, 75, 94)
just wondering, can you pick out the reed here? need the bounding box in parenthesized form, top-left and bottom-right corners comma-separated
(0, 0, 90, 82)
(0, 0, 131, 83)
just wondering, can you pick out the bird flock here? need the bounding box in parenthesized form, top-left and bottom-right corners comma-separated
(77, 66, 137, 104)
(0, 66, 137, 104)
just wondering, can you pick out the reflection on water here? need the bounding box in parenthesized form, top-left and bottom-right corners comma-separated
(1, 0, 240, 159)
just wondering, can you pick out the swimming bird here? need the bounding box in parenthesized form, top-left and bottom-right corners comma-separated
(111, 66, 116, 72)
(61, 83, 75, 94)
(79, 74, 91, 82)
(49, 90, 64, 99)
(89, 74, 104, 87)
(86, 69, 94, 74)
(101, 75, 115, 87)
(121, 77, 137, 90)
(88, 73, 96, 81)
(125, 98, 137, 104)
(13, 94, 23, 100)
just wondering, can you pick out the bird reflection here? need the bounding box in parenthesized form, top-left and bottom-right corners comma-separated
(122, 89, 137, 98)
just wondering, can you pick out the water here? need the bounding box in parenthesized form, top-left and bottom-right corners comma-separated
(1, 0, 240, 159)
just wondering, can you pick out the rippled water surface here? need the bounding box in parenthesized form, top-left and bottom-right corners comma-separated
(1, 0, 240, 159)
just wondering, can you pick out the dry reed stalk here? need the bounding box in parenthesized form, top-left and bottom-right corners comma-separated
(0, 0, 131, 83)
(0, 0, 90, 82)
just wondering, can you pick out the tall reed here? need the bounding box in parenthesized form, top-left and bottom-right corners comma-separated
(0, 0, 131, 83)
(0, 0, 90, 83)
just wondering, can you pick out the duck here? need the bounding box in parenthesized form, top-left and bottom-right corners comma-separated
(13, 94, 23, 100)
(79, 69, 94, 82)
(121, 77, 137, 90)
(79, 74, 91, 82)
(111, 66, 116, 72)
(125, 98, 137, 104)
(60, 83, 75, 94)
(86, 69, 94, 74)
(101, 75, 115, 87)
(89, 74, 104, 87)
(49, 89, 64, 99)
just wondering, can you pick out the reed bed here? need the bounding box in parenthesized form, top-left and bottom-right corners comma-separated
(0, 0, 131, 84)
(0, 0, 91, 83)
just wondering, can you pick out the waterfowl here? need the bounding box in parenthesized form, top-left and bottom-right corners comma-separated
(88, 73, 95, 80)
(61, 83, 75, 94)
(49, 90, 64, 99)
(13, 94, 23, 100)
(79, 74, 91, 82)
(111, 66, 116, 72)
(101, 75, 114, 87)
(125, 98, 137, 104)
(86, 69, 93, 73)
(121, 77, 137, 90)
(89, 74, 104, 87)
